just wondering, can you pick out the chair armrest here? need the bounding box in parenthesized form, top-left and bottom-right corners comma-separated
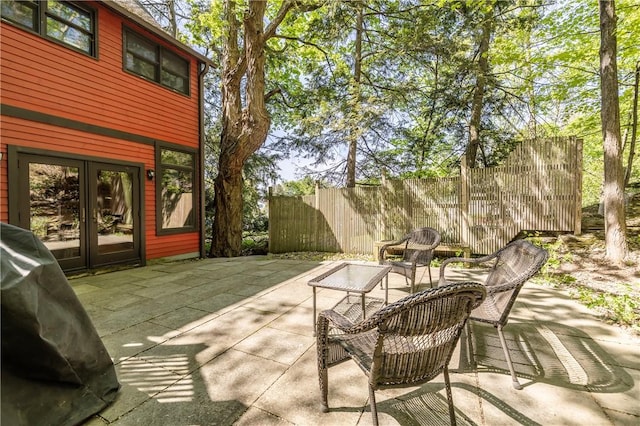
(318, 309, 355, 331)
(407, 240, 440, 263)
(483, 281, 521, 295)
(317, 308, 381, 336)
(438, 256, 475, 276)
(378, 237, 409, 264)
(438, 254, 496, 285)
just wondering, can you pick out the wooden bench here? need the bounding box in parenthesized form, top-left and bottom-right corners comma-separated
(433, 244, 472, 258)
(373, 241, 471, 261)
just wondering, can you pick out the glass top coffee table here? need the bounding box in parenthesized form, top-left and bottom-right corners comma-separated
(308, 263, 392, 331)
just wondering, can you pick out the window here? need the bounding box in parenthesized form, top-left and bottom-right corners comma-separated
(124, 29, 190, 95)
(1, 1, 96, 56)
(1, 1, 37, 29)
(156, 145, 196, 233)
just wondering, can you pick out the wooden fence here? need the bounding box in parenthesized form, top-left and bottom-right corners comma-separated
(268, 136, 582, 256)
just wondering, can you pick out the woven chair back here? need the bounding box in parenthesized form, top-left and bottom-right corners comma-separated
(402, 227, 441, 264)
(369, 283, 485, 388)
(483, 240, 549, 324)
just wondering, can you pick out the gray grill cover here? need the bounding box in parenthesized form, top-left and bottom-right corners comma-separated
(1, 223, 119, 425)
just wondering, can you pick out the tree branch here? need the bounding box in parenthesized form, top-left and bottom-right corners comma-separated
(263, 0, 324, 42)
(263, 1, 296, 42)
(265, 87, 282, 101)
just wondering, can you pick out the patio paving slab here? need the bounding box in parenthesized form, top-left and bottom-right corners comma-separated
(187, 292, 249, 314)
(233, 406, 296, 425)
(101, 320, 179, 363)
(234, 326, 315, 366)
(148, 306, 218, 332)
(64, 257, 640, 426)
(250, 347, 368, 426)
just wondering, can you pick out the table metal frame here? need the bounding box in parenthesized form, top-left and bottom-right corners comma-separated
(307, 263, 391, 331)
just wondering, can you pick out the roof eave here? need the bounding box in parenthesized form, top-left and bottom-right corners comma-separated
(102, 0, 213, 66)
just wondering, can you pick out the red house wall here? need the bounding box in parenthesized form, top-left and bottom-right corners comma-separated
(0, 1, 201, 260)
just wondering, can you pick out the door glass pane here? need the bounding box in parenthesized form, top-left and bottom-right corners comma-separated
(96, 169, 134, 255)
(29, 163, 80, 260)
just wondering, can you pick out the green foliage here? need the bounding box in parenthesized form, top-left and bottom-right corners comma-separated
(151, 0, 639, 236)
(269, 1, 469, 183)
(573, 286, 639, 332)
(242, 152, 280, 233)
(30, 216, 49, 239)
(525, 230, 638, 331)
(536, 0, 640, 204)
(524, 232, 573, 280)
(242, 232, 269, 255)
(278, 176, 323, 196)
(269, 251, 375, 262)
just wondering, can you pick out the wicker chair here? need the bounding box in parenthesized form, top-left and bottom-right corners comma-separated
(316, 282, 486, 426)
(438, 239, 548, 390)
(378, 227, 441, 293)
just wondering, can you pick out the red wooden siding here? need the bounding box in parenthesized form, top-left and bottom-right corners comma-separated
(0, 3, 199, 147)
(0, 1, 202, 261)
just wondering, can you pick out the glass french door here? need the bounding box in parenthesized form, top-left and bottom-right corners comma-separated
(19, 154, 141, 272)
(88, 162, 140, 267)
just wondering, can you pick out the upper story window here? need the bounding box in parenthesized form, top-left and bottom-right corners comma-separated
(124, 29, 190, 95)
(1, 1, 96, 56)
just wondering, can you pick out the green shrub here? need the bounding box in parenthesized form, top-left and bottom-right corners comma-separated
(573, 285, 639, 332)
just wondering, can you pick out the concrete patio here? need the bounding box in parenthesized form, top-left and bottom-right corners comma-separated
(70, 256, 640, 425)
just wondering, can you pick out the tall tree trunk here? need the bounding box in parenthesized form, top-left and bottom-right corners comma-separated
(212, 166, 244, 256)
(420, 56, 439, 166)
(599, 0, 628, 262)
(624, 60, 639, 187)
(467, 8, 493, 168)
(524, 30, 538, 139)
(346, 2, 364, 188)
(210, 0, 270, 257)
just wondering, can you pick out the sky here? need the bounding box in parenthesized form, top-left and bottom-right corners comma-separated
(277, 158, 299, 182)
(276, 155, 317, 183)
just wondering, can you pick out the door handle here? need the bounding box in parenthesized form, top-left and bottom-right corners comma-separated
(93, 208, 98, 223)
(81, 207, 86, 223)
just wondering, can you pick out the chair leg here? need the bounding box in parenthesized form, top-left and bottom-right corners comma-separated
(497, 324, 523, 390)
(319, 365, 329, 412)
(369, 385, 379, 426)
(317, 319, 330, 412)
(466, 321, 477, 368)
(443, 366, 457, 426)
(427, 265, 433, 287)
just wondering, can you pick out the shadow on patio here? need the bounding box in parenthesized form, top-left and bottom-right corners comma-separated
(69, 257, 638, 425)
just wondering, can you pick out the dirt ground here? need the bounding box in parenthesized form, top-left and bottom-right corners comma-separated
(549, 191, 640, 297)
